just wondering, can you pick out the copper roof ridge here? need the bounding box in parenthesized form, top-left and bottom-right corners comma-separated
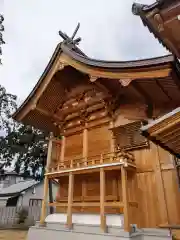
(61, 43, 174, 69)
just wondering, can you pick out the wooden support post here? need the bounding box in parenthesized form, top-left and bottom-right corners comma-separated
(110, 121, 115, 161)
(83, 126, 88, 166)
(121, 166, 130, 232)
(60, 136, 66, 165)
(48, 179, 54, 214)
(40, 133, 53, 224)
(66, 172, 74, 229)
(40, 176, 49, 225)
(100, 168, 106, 232)
(46, 133, 53, 172)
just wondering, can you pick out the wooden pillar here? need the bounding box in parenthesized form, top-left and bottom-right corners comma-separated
(40, 176, 49, 224)
(100, 168, 106, 232)
(40, 133, 53, 224)
(83, 125, 88, 165)
(121, 166, 130, 232)
(60, 136, 66, 164)
(48, 179, 54, 214)
(66, 172, 74, 229)
(109, 121, 115, 161)
(46, 133, 53, 172)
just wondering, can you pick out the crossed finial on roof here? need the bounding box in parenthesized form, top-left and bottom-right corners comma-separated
(59, 23, 81, 46)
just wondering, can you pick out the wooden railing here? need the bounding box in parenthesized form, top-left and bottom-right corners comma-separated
(49, 144, 135, 173)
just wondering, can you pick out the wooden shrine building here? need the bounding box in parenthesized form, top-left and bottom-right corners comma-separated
(13, 28, 180, 234)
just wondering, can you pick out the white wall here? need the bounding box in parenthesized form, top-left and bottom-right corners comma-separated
(17, 181, 58, 207)
(0, 199, 7, 207)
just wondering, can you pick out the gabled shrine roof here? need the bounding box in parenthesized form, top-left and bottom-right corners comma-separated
(12, 39, 180, 134)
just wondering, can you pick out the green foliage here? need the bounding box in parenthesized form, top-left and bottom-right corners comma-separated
(0, 85, 17, 134)
(0, 84, 48, 179)
(17, 207, 28, 224)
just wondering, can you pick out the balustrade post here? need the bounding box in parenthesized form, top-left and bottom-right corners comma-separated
(100, 154, 103, 164)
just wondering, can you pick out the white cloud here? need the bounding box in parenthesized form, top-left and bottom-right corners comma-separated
(0, 0, 168, 102)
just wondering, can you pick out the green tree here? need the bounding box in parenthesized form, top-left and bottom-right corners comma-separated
(0, 84, 48, 179)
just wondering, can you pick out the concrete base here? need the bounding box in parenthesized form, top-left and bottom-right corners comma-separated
(45, 213, 124, 227)
(27, 222, 172, 240)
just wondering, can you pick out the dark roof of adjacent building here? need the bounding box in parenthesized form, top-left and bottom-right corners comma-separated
(0, 180, 39, 197)
(0, 179, 58, 198)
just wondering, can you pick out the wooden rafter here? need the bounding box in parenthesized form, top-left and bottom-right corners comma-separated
(171, 67, 180, 92)
(155, 79, 173, 101)
(131, 81, 153, 118)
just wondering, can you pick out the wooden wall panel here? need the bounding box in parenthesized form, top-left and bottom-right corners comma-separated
(56, 171, 124, 214)
(64, 133, 83, 160)
(158, 146, 173, 165)
(162, 169, 180, 224)
(134, 145, 154, 173)
(88, 125, 111, 156)
(133, 142, 180, 228)
(136, 171, 159, 227)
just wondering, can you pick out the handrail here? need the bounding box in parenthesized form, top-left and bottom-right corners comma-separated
(49, 144, 135, 172)
(159, 224, 180, 230)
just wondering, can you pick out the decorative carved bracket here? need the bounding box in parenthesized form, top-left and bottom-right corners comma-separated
(89, 75, 98, 82)
(58, 60, 69, 70)
(119, 79, 133, 87)
(154, 13, 164, 32)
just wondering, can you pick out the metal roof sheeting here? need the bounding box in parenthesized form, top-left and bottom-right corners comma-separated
(0, 180, 39, 197)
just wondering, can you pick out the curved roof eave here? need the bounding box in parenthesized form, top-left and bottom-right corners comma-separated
(12, 41, 176, 122)
(61, 44, 174, 68)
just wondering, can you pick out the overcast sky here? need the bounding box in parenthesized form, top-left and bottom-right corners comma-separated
(0, 0, 168, 104)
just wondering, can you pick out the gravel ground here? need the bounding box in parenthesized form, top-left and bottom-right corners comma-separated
(0, 230, 27, 240)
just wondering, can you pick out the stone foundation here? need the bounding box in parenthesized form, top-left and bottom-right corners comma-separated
(27, 222, 172, 240)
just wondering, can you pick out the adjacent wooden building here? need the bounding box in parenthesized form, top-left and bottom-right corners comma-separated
(13, 31, 180, 232)
(132, 0, 180, 58)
